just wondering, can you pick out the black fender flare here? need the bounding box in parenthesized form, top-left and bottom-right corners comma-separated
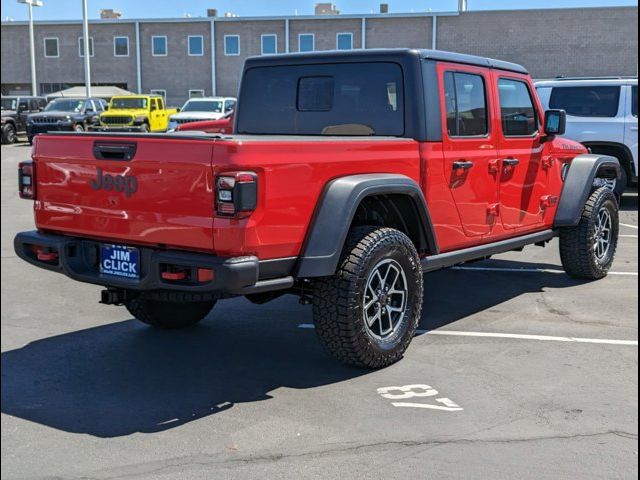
(554, 154, 620, 227)
(295, 174, 438, 278)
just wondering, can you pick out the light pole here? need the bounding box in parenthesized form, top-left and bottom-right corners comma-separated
(18, 0, 43, 97)
(81, 0, 91, 97)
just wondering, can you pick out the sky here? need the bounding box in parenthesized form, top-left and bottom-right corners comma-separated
(0, 0, 637, 21)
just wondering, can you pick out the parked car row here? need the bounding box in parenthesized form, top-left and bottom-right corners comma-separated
(1, 94, 237, 144)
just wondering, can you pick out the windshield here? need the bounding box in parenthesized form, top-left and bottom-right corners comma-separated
(181, 100, 223, 113)
(110, 98, 147, 109)
(44, 99, 84, 112)
(1, 98, 17, 111)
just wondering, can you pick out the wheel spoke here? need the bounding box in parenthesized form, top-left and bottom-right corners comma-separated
(364, 296, 377, 310)
(367, 308, 381, 328)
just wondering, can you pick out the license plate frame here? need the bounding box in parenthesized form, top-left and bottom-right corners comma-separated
(99, 244, 140, 279)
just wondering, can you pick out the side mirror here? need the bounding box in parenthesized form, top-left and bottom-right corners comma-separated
(175, 107, 181, 113)
(544, 109, 566, 136)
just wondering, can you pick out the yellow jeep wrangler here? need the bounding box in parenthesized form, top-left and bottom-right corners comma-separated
(93, 95, 177, 132)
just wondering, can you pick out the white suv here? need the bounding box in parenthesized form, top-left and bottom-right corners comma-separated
(168, 97, 236, 131)
(536, 77, 638, 195)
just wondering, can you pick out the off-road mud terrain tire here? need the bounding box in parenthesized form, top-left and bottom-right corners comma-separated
(560, 187, 619, 280)
(312, 227, 423, 369)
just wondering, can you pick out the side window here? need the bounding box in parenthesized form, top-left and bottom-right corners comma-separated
(224, 100, 236, 112)
(632, 86, 638, 118)
(498, 78, 538, 137)
(150, 99, 158, 111)
(18, 99, 29, 111)
(549, 86, 620, 118)
(443, 71, 488, 137)
(29, 99, 40, 111)
(157, 97, 164, 110)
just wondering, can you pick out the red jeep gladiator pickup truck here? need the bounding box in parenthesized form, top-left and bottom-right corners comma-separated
(15, 49, 621, 368)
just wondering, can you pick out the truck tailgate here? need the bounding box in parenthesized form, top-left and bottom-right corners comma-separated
(33, 134, 215, 251)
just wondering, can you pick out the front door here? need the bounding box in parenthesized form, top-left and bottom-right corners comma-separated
(439, 63, 500, 237)
(625, 85, 638, 180)
(494, 74, 548, 230)
(149, 98, 161, 131)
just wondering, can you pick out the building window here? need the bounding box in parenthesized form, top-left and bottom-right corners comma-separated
(261, 34, 277, 55)
(336, 33, 353, 50)
(152, 36, 168, 56)
(78, 37, 94, 57)
(43, 37, 59, 58)
(150, 89, 166, 99)
(224, 35, 240, 56)
(114, 36, 129, 57)
(189, 89, 205, 98)
(298, 34, 314, 52)
(188, 35, 204, 56)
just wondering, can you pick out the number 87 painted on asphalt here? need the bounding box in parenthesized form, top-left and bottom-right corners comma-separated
(377, 384, 463, 411)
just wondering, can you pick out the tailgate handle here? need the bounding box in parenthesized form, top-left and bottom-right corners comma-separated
(93, 142, 137, 161)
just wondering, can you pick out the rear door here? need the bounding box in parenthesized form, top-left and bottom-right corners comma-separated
(438, 62, 500, 237)
(17, 98, 31, 131)
(494, 74, 547, 230)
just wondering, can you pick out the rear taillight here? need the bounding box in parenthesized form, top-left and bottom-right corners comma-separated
(215, 171, 258, 218)
(18, 161, 36, 199)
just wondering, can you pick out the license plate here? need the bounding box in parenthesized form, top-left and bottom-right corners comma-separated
(100, 244, 140, 279)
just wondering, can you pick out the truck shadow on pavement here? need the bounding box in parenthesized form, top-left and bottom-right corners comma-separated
(420, 259, 590, 330)
(1, 308, 366, 438)
(2, 260, 590, 438)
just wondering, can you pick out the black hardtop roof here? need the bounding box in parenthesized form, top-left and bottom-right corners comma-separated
(245, 48, 528, 75)
(49, 97, 104, 101)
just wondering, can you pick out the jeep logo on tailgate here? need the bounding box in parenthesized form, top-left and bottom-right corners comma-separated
(90, 168, 138, 197)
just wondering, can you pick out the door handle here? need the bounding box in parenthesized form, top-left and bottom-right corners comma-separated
(453, 160, 474, 170)
(502, 158, 520, 167)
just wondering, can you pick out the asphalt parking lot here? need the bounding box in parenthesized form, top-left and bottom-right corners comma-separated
(1, 142, 637, 479)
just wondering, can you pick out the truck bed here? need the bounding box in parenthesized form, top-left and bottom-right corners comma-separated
(31, 132, 421, 257)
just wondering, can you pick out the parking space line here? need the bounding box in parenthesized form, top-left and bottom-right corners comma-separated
(451, 266, 638, 276)
(620, 223, 638, 229)
(297, 324, 638, 346)
(620, 235, 638, 238)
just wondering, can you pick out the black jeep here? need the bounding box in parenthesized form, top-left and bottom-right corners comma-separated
(26, 97, 108, 144)
(1, 96, 47, 144)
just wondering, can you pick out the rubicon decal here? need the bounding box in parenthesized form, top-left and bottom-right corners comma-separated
(90, 168, 138, 197)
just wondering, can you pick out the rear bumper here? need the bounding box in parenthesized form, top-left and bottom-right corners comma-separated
(14, 230, 294, 295)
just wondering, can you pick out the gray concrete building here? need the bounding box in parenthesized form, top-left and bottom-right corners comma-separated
(1, 6, 637, 106)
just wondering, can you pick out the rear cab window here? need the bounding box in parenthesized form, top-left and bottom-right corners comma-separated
(236, 62, 404, 136)
(549, 86, 620, 117)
